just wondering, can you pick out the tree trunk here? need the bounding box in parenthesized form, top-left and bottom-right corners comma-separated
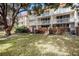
(5, 26, 12, 36)
(5, 29, 11, 36)
(5, 19, 16, 36)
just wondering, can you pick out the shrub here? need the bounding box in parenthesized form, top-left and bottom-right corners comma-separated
(15, 26, 30, 33)
(35, 28, 48, 34)
(56, 27, 65, 35)
(49, 27, 57, 34)
(49, 27, 68, 35)
(76, 27, 79, 35)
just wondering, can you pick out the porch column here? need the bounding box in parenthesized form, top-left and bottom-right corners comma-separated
(74, 10, 78, 34)
(50, 16, 53, 28)
(74, 10, 78, 27)
(36, 18, 39, 29)
(69, 10, 78, 34)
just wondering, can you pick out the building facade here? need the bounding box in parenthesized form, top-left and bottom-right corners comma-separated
(17, 7, 79, 33)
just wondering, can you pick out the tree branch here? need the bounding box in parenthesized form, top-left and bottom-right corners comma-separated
(0, 21, 4, 25)
(10, 4, 22, 30)
(12, 3, 22, 19)
(2, 3, 8, 28)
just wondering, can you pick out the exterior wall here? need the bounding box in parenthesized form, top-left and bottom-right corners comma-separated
(17, 7, 79, 33)
(17, 16, 29, 27)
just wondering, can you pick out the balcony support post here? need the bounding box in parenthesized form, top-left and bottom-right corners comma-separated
(74, 9, 78, 34)
(50, 16, 53, 28)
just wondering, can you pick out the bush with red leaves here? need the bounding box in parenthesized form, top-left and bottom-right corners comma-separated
(76, 27, 79, 35)
(35, 28, 48, 34)
(49, 27, 70, 35)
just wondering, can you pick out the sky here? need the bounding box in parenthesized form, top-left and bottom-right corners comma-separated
(18, 8, 28, 16)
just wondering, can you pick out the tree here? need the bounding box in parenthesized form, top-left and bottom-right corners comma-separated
(0, 3, 29, 36)
(0, 3, 74, 36)
(29, 3, 44, 15)
(43, 3, 60, 10)
(64, 3, 73, 7)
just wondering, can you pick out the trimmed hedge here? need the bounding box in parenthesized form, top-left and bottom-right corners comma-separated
(15, 26, 30, 33)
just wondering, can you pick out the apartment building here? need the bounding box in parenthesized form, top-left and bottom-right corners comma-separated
(17, 13, 29, 27)
(17, 6, 79, 33)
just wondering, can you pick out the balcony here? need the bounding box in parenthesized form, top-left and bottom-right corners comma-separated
(29, 20, 36, 26)
(38, 20, 50, 25)
(41, 12, 50, 17)
(54, 7, 71, 14)
(53, 18, 70, 24)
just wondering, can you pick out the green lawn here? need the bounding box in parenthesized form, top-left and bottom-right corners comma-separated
(0, 33, 79, 56)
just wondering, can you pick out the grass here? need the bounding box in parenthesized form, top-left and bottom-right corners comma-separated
(0, 33, 79, 56)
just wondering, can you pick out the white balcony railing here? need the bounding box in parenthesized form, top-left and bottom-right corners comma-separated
(54, 7, 71, 14)
(41, 12, 50, 16)
(53, 18, 70, 24)
(38, 20, 50, 25)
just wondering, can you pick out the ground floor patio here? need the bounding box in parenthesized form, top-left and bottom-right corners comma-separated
(28, 22, 79, 35)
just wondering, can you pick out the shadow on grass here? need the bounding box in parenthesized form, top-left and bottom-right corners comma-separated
(1, 33, 79, 56)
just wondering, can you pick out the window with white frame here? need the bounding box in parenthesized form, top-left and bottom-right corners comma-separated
(41, 17, 50, 24)
(56, 14, 70, 23)
(56, 14, 70, 19)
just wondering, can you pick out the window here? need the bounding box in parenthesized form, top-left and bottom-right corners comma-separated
(56, 14, 70, 19)
(29, 19, 35, 22)
(41, 17, 50, 21)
